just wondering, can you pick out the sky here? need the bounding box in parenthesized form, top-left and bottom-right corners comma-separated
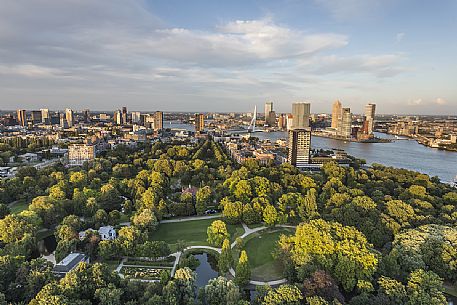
(0, 0, 456, 114)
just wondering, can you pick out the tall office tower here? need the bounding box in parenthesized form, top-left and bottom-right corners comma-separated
(195, 113, 204, 132)
(288, 129, 311, 167)
(291, 102, 310, 129)
(31, 111, 42, 124)
(338, 108, 352, 138)
(122, 107, 128, 124)
(267, 110, 276, 126)
(40, 109, 49, 124)
(364, 103, 376, 134)
(264, 101, 273, 120)
(16, 109, 26, 126)
(153, 111, 163, 131)
(131, 111, 141, 124)
(114, 110, 122, 125)
(278, 113, 288, 130)
(60, 113, 67, 128)
(83, 109, 91, 123)
(65, 108, 74, 127)
(331, 100, 342, 129)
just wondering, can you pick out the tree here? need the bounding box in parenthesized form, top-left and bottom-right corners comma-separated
(95, 283, 123, 305)
(204, 276, 242, 305)
(0, 213, 37, 243)
(262, 284, 303, 305)
(235, 250, 250, 287)
(131, 209, 158, 232)
(173, 267, 197, 305)
(299, 188, 319, 220)
(222, 200, 243, 224)
(234, 180, 252, 203)
(218, 239, 233, 274)
(406, 269, 447, 305)
(196, 186, 212, 215)
(279, 219, 378, 292)
(207, 220, 230, 247)
(263, 204, 278, 227)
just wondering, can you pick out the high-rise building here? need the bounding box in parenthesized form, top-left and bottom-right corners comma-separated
(16, 109, 26, 126)
(338, 108, 352, 138)
(264, 101, 276, 126)
(31, 110, 42, 124)
(40, 109, 50, 124)
(288, 103, 311, 168)
(60, 113, 67, 128)
(131, 111, 141, 124)
(291, 102, 310, 129)
(288, 129, 311, 167)
(195, 113, 204, 132)
(83, 109, 91, 123)
(278, 113, 288, 130)
(122, 107, 128, 124)
(331, 100, 342, 129)
(153, 111, 163, 131)
(363, 103, 376, 134)
(114, 110, 122, 125)
(265, 102, 273, 120)
(65, 108, 74, 127)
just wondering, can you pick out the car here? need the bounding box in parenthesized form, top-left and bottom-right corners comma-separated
(205, 209, 218, 214)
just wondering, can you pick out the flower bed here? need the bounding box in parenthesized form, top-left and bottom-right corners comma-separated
(121, 266, 171, 280)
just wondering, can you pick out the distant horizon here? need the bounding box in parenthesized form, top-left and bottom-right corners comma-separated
(1, 108, 456, 118)
(0, 0, 456, 114)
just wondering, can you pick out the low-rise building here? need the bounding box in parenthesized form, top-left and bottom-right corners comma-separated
(52, 253, 89, 277)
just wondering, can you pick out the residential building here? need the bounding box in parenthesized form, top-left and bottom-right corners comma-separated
(331, 100, 342, 129)
(265, 101, 273, 120)
(131, 111, 141, 124)
(338, 108, 352, 138)
(195, 113, 204, 132)
(40, 108, 50, 124)
(65, 108, 74, 127)
(363, 103, 376, 134)
(154, 111, 163, 131)
(16, 109, 26, 126)
(287, 128, 311, 167)
(122, 106, 128, 124)
(98, 226, 117, 240)
(68, 144, 95, 166)
(31, 111, 42, 124)
(83, 109, 91, 123)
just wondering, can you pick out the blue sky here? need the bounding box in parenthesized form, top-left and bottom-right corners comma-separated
(0, 0, 455, 114)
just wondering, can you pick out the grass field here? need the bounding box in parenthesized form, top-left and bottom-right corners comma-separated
(151, 218, 243, 251)
(242, 228, 293, 281)
(9, 199, 29, 214)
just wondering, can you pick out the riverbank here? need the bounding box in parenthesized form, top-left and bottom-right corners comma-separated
(312, 131, 392, 143)
(385, 132, 457, 152)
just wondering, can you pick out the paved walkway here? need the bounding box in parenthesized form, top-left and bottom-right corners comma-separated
(160, 214, 220, 223)
(120, 214, 221, 227)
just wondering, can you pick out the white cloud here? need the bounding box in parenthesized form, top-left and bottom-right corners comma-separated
(308, 54, 408, 77)
(396, 32, 405, 43)
(435, 97, 447, 105)
(408, 98, 423, 106)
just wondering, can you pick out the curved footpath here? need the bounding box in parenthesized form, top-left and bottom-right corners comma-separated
(115, 213, 296, 286)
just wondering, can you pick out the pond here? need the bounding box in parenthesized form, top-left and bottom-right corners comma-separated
(194, 252, 219, 287)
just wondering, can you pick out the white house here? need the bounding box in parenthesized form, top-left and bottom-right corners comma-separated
(98, 226, 117, 241)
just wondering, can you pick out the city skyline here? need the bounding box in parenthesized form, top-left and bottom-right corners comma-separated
(0, 0, 456, 114)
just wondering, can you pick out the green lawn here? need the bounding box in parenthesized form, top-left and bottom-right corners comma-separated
(151, 218, 243, 251)
(9, 199, 29, 214)
(242, 228, 293, 281)
(444, 282, 457, 298)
